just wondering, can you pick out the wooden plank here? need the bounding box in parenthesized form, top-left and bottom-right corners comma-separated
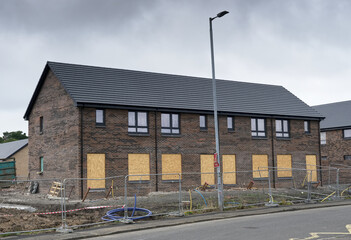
(200, 155, 215, 185)
(128, 154, 150, 181)
(161, 154, 182, 180)
(277, 155, 292, 178)
(252, 155, 269, 178)
(223, 155, 236, 184)
(87, 154, 106, 189)
(306, 155, 317, 182)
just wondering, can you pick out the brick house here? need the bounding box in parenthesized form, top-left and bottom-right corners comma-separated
(24, 62, 323, 198)
(313, 101, 351, 183)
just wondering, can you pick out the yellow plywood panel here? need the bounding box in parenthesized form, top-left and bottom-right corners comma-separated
(162, 154, 182, 180)
(200, 155, 215, 185)
(252, 155, 269, 178)
(128, 154, 150, 181)
(277, 155, 292, 178)
(87, 154, 105, 189)
(223, 155, 236, 184)
(306, 155, 317, 182)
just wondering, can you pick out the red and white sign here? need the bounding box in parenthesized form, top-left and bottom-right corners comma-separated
(214, 153, 219, 168)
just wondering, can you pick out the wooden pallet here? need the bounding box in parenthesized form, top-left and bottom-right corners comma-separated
(48, 181, 63, 197)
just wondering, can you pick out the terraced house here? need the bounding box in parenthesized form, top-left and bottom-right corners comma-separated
(24, 62, 323, 198)
(313, 101, 351, 183)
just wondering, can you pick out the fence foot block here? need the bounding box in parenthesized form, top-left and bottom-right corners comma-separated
(56, 225, 73, 233)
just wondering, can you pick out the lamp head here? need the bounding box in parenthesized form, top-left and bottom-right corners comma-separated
(217, 11, 229, 18)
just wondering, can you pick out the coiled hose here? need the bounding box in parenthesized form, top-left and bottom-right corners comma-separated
(102, 195, 152, 221)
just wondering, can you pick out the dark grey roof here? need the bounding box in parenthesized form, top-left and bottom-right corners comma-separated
(313, 100, 351, 130)
(24, 61, 323, 120)
(0, 139, 28, 159)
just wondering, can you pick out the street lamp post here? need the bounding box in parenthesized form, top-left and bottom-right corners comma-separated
(209, 10, 229, 211)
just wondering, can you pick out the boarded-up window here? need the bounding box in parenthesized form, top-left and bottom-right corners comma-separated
(87, 154, 105, 189)
(200, 155, 215, 185)
(162, 154, 182, 180)
(223, 155, 236, 184)
(252, 155, 269, 178)
(277, 155, 292, 178)
(128, 154, 150, 181)
(306, 155, 317, 182)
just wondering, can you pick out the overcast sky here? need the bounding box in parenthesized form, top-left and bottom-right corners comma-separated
(1, 0, 351, 135)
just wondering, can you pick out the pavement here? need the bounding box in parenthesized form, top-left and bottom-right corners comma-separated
(4, 200, 351, 240)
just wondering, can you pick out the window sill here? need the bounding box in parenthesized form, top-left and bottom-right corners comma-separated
(128, 180, 150, 184)
(200, 128, 208, 132)
(253, 178, 268, 181)
(228, 130, 235, 133)
(276, 137, 291, 141)
(252, 137, 268, 140)
(128, 133, 150, 137)
(161, 134, 182, 138)
(277, 177, 293, 180)
(89, 188, 105, 192)
(95, 125, 106, 128)
(161, 180, 180, 183)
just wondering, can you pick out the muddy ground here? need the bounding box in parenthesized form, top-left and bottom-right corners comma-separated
(0, 183, 341, 234)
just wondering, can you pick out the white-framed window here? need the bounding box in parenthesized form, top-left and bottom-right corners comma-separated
(199, 115, 207, 130)
(343, 129, 351, 139)
(161, 113, 180, 134)
(96, 109, 105, 126)
(276, 119, 290, 138)
(128, 111, 148, 133)
(251, 118, 266, 137)
(320, 132, 326, 145)
(227, 116, 234, 131)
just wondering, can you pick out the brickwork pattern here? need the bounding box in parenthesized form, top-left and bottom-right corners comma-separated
(27, 70, 81, 196)
(321, 129, 351, 183)
(27, 72, 321, 198)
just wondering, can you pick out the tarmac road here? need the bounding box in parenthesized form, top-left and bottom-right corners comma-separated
(90, 205, 351, 240)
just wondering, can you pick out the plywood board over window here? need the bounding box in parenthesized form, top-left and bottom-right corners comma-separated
(277, 155, 292, 178)
(161, 154, 182, 180)
(306, 155, 317, 182)
(128, 154, 150, 181)
(200, 155, 215, 185)
(87, 154, 105, 189)
(252, 155, 269, 179)
(223, 155, 236, 184)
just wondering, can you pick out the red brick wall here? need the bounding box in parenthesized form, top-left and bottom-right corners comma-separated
(28, 70, 80, 195)
(321, 129, 351, 183)
(81, 108, 321, 195)
(27, 71, 321, 198)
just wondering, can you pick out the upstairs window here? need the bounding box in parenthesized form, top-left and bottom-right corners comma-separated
(227, 116, 234, 131)
(39, 116, 43, 134)
(251, 118, 266, 137)
(344, 155, 351, 160)
(199, 115, 207, 130)
(161, 113, 180, 135)
(276, 119, 290, 138)
(96, 109, 105, 126)
(304, 121, 310, 133)
(320, 132, 326, 145)
(344, 129, 351, 139)
(128, 111, 148, 133)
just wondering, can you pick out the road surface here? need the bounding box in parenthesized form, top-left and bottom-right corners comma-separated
(90, 205, 351, 240)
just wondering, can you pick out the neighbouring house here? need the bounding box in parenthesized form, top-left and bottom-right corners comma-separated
(24, 61, 323, 198)
(0, 139, 29, 180)
(313, 100, 351, 183)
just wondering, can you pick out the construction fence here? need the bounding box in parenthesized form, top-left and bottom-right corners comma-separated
(1, 166, 351, 236)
